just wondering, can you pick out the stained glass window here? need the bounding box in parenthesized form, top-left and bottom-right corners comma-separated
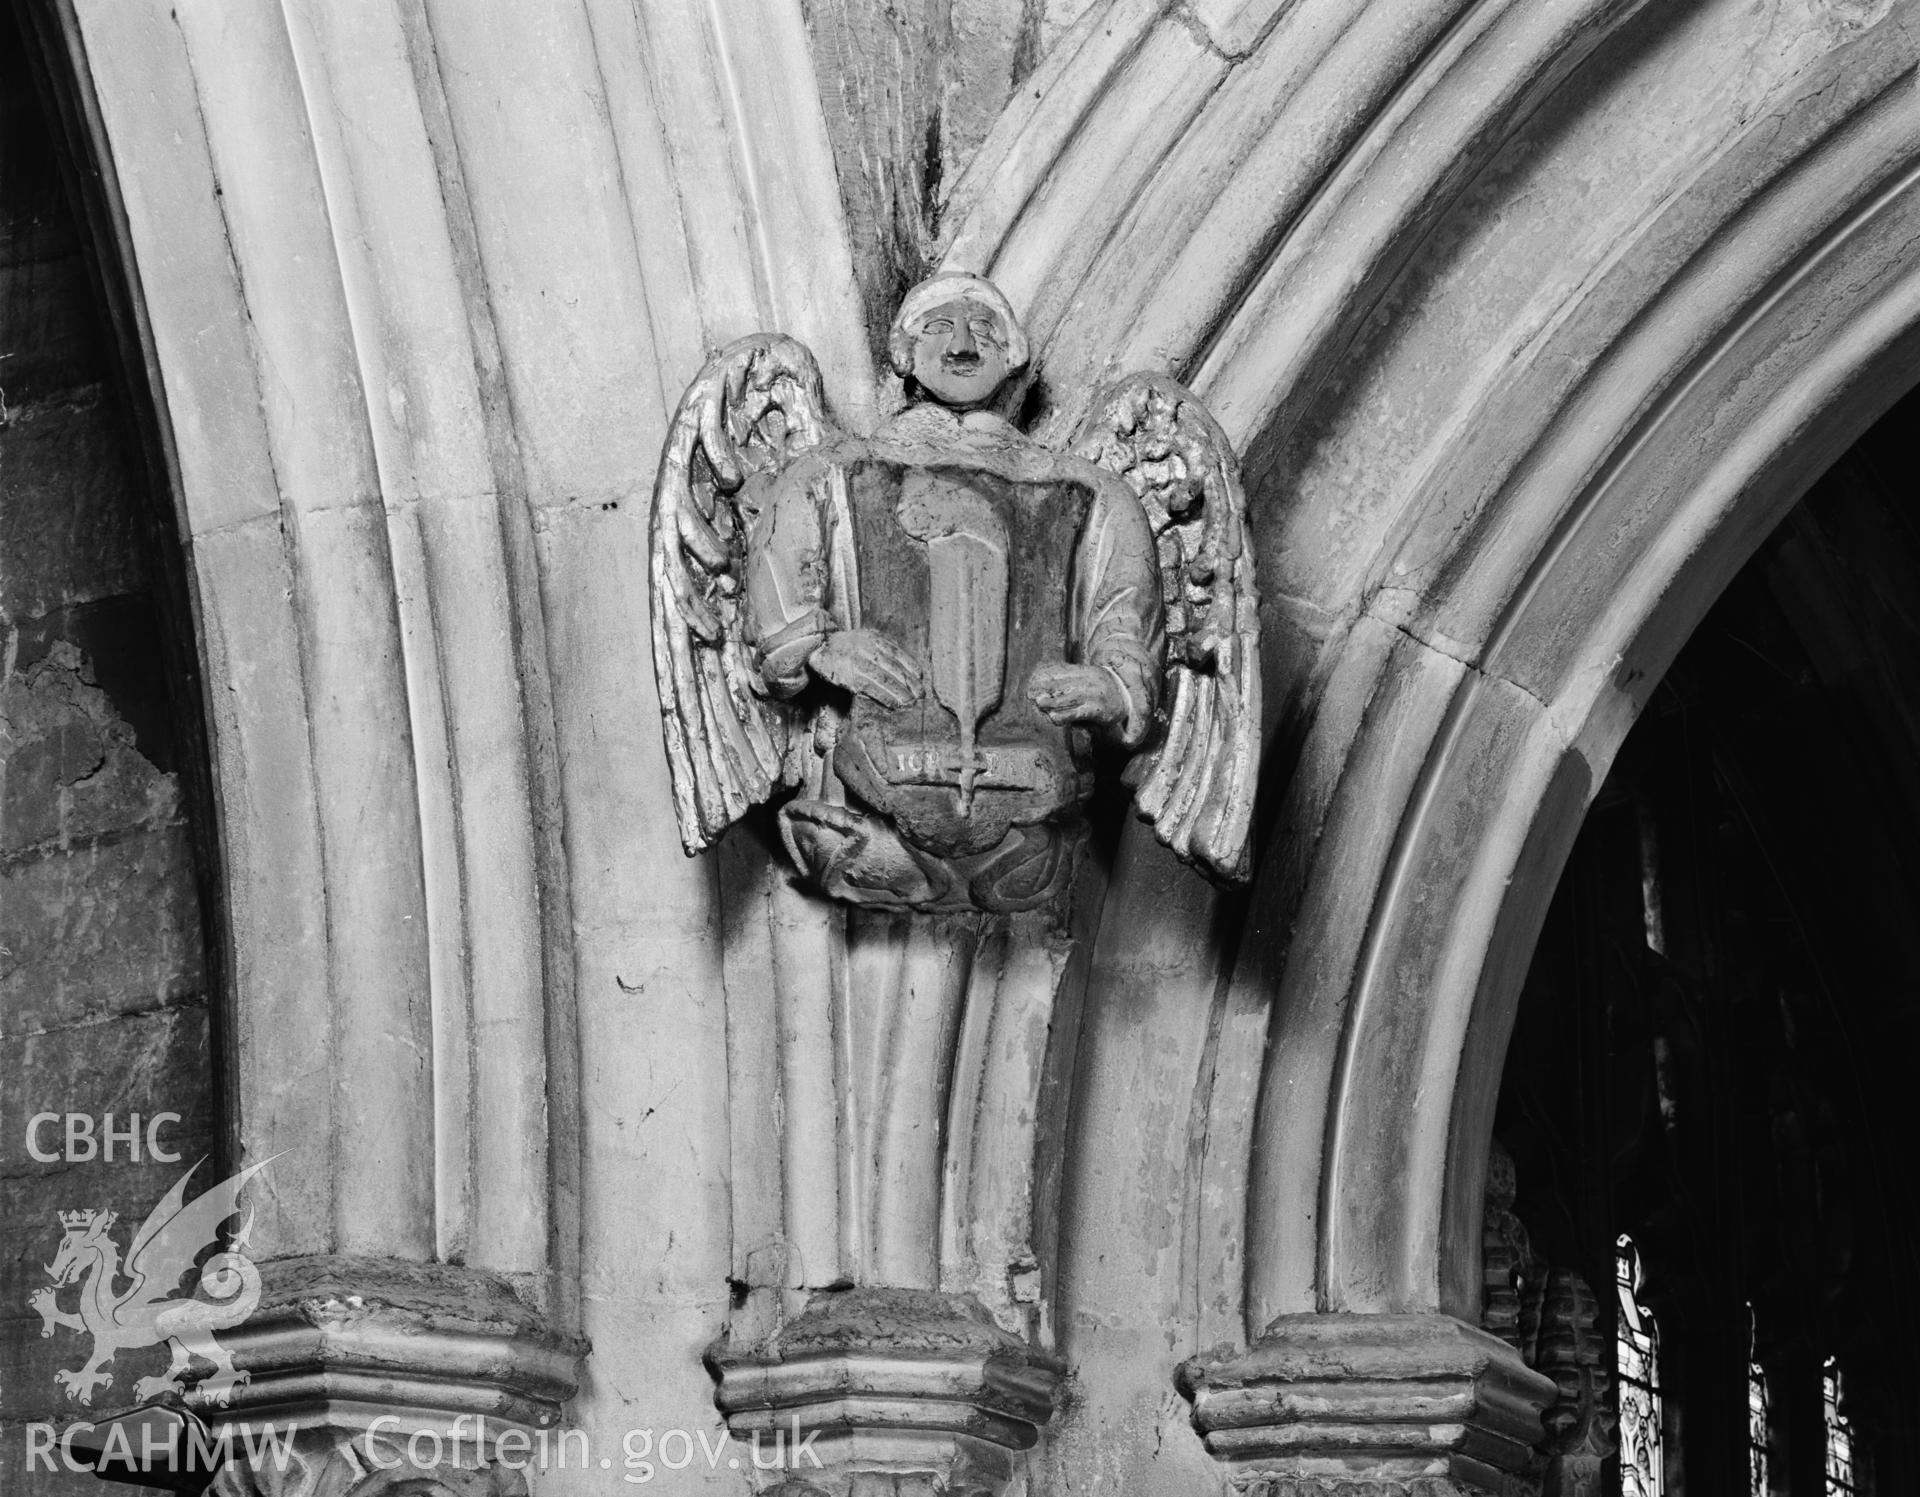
(1748, 1306, 1769, 1497)
(1615, 1235, 1665, 1497)
(1825, 1357, 1857, 1496)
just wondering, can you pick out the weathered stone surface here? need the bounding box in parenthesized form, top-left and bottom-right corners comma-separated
(0, 1427, 105, 1497)
(712, 1287, 1061, 1497)
(1181, 1314, 1555, 1495)
(0, 227, 106, 408)
(195, 1256, 583, 1439)
(0, 391, 145, 623)
(1, 27, 217, 1495)
(1, 642, 200, 1033)
(803, 0, 1051, 358)
(0, 640, 179, 852)
(0, 1005, 218, 1417)
(187, 515, 330, 1258)
(0, 1006, 214, 1174)
(2, 1260, 176, 1422)
(3, 822, 201, 1025)
(212, 1433, 532, 1497)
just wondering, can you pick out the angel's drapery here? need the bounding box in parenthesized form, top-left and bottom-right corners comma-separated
(1068, 482, 1163, 750)
(740, 409, 1164, 758)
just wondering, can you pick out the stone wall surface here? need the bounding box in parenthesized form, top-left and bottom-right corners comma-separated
(6, 0, 1920, 1493)
(0, 15, 215, 1489)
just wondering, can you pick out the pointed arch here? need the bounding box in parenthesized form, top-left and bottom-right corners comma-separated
(940, 0, 1920, 1356)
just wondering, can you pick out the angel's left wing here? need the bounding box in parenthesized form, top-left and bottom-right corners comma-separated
(1074, 374, 1261, 883)
(123, 1157, 270, 1307)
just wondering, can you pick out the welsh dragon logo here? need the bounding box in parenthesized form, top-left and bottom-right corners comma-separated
(28, 1158, 268, 1406)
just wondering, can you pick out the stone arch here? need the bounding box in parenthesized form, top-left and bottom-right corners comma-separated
(940, 0, 1920, 1368)
(18, 0, 879, 1463)
(1301, 56, 1920, 1322)
(29, 0, 556, 1272)
(22, 0, 1920, 1488)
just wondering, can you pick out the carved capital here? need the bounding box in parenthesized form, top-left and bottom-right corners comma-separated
(1222, 1481, 1493, 1497)
(1532, 1270, 1614, 1497)
(209, 1425, 529, 1497)
(710, 1287, 1061, 1497)
(1178, 1313, 1555, 1497)
(188, 1257, 583, 1496)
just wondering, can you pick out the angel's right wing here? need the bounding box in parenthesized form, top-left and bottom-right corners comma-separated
(651, 335, 834, 854)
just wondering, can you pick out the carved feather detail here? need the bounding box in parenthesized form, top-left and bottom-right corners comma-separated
(650, 334, 832, 853)
(1074, 374, 1262, 883)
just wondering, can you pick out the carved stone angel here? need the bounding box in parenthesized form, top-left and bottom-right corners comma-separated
(650, 273, 1259, 913)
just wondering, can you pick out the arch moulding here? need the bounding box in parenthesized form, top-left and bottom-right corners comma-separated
(19, 0, 873, 1488)
(939, 1, 1920, 1492)
(23, 0, 1920, 1494)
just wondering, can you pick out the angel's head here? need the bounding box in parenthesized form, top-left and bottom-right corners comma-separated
(889, 273, 1030, 410)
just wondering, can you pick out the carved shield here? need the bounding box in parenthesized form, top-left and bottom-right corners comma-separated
(833, 459, 1097, 857)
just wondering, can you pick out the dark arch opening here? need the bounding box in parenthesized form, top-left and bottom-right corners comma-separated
(1487, 384, 1920, 1495)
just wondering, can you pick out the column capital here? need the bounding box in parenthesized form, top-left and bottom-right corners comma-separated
(191, 1255, 585, 1489)
(1178, 1313, 1555, 1497)
(210, 1428, 531, 1497)
(711, 1288, 1062, 1497)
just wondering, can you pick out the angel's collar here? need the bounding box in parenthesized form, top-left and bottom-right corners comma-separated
(860, 400, 1072, 486)
(879, 401, 1020, 444)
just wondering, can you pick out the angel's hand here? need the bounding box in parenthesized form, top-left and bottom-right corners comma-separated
(1028, 662, 1127, 728)
(812, 630, 925, 708)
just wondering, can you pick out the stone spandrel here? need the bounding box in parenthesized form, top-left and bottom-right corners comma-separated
(650, 271, 1259, 1496)
(0, 640, 217, 1456)
(0, 22, 218, 1473)
(0, 392, 147, 625)
(0, 641, 202, 1026)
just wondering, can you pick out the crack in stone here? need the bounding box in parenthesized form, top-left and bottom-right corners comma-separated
(1378, 612, 1562, 736)
(0, 815, 188, 874)
(1169, 2, 1256, 63)
(2, 990, 204, 1041)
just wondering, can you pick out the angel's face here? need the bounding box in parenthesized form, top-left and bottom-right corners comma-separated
(909, 298, 1013, 409)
